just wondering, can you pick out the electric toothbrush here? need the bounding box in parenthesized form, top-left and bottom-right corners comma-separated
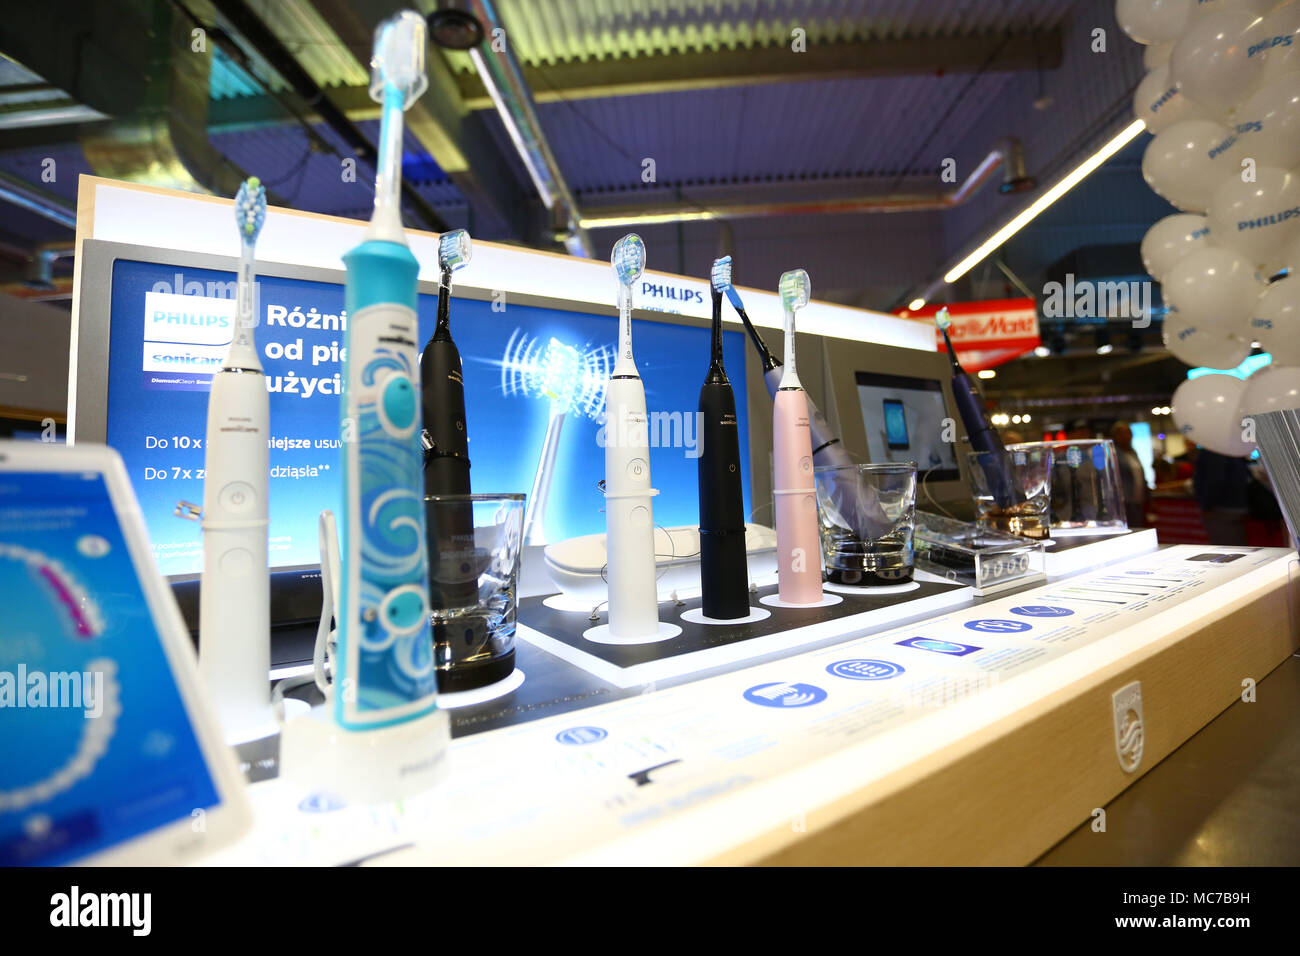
(716, 259, 891, 540)
(420, 229, 478, 618)
(336, 10, 438, 729)
(697, 256, 750, 619)
(199, 176, 270, 740)
(773, 269, 824, 604)
(936, 308, 1018, 507)
(603, 234, 663, 639)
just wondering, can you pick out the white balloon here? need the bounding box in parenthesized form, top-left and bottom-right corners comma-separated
(1141, 213, 1213, 280)
(1134, 64, 1208, 133)
(1163, 312, 1253, 366)
(1249, 275, 1300, 364)
(1117, 0, 1192, 44)
(1172, 373, 1253, 456)
(1163, 246, 1266, 337)
(1145, 40, 1176, 70)
(1171, 9, 1267, 116)
(1189, 0, 1274, 19)
(1239, 364, 1300, 414)
(1207, 166, 1300, 276)
(1251, 0, 1300, 84)
(1281, 229, 1300, 274)
(1141, 119, 1239, 212)
(1231, 72, 1300, 168)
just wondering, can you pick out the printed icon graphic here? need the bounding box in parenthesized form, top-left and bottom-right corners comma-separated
(743, 681, 827, 708)
(895, 636, 982, 656)
(555, 726, 608, 745)
(1009, 605, 1074, 618)
(827, 659, 905, 680)
(1111, 680, 1144, 773)
(963, 618, 1032, 633)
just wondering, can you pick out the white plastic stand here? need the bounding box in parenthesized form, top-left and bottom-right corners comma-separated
(680, 606, 771, 626)
(279, 703, 450, 805)
(758, 592, 844, 609)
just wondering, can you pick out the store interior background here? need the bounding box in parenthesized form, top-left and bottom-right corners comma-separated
(0, 0, 1278, 546)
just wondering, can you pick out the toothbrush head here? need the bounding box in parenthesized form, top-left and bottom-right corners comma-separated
(779, 269, 811, 312)
(234, 177, 266, 243)
(710, 256, 732, 294)
(439, 229, 472, 273)
(369, 10, 428, 108)
(935, 307, 952, 331)
(611, 234, 645, 286)
(539, 338, 582, 413)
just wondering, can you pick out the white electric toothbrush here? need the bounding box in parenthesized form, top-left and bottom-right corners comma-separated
(598, 234, 671, 642)
(199, 176, 271, 741)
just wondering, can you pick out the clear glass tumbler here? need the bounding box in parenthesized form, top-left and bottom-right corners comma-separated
(424, 493, 525, 693)
(814, 461, 917, 586)
(1025, 439, 1127, 532)
(966, 446, 1053, 540)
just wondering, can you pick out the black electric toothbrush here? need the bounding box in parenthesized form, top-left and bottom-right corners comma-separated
(936, 309, 1018, 508)
(698, 257, 752, 620)
(420, 229, 496, 689)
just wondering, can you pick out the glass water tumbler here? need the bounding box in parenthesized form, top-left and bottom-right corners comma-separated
(814, 462, 918, 586)
(424, 493, 525, 693)
(966, 446, 1053, 540)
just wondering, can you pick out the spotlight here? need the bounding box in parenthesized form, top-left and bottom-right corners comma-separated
(1033, 345, 1050, 358)
(907, 297, 926, 311)
(977, 369, 996, 380)
(427, 1, 485, 50)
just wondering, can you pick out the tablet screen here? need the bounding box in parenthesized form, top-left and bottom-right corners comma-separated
(0, 470, 222, 864)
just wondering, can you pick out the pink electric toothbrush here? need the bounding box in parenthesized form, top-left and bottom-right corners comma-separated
(773, 269, 823, 605)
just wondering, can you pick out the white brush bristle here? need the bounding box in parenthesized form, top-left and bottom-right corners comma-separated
(711, 256, 732, 292)
(779, 269, 810, 311)
(612, 234, 646, 284)
(439, 229, 471, 272)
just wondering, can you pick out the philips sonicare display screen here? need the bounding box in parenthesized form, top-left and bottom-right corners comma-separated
(106, 259, 752, 575)
(855, 370, 959, 481)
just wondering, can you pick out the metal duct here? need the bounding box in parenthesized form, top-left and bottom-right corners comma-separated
(459, 0, 593, 256)
(0, 170, 77, 229)
(579, 139, 1035, 229)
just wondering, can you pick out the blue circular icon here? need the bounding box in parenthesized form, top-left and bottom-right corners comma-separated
(743, 682, 827, 708)
(1009, 605, 1074, 618)
(964, 618, 1032, 633)
(827, 659, 905, 680)
(555, 726, 607, 745)
(298, 792, 346, 813)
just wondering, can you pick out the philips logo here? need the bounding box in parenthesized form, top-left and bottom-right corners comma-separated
(1238, 206, 1300, 231)
(1234, 119, 1262, 135)
(639, 281, 704, 305)
(149, 311, 229, 328)
(1149, 86, 1178, 113)
(1249, 34, 1293, 58)
(1208, 135, 1238, 159)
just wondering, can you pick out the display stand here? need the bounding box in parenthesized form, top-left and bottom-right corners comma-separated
(516, 578, 972, 686)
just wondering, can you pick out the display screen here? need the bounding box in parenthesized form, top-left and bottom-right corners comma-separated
(0, 470, 221, 865)
(105, 258, 751, 575)
(855, 370, 959, 480)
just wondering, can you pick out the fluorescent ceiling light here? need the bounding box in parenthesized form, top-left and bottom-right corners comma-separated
(977, 369, 996, 379)
(942, 120, 1147, 285)
(907, 297, 926, 311)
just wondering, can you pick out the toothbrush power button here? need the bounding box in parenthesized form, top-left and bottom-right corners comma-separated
(219, 481, 257, 513)
(220, 547, 254, 578)
(626, 458, 648, 480)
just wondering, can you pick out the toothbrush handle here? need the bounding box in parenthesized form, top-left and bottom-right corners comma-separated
(338, 241, 436, 728)
(773, 388, 823, 604)
(604, 377, 660, 638)
(698, 380, 750, 619)
(199, 370, 270, 727)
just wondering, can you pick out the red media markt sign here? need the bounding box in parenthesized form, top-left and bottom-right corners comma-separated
(895, 298, 1040, 372)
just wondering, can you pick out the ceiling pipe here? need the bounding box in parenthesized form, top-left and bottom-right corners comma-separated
(579, 138, 1035, 229)
(440, 1, 593, 257)
(0, 170, 77, 229)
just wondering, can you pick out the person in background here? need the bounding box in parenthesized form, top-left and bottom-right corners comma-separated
(1111, 423, 1149, 527)
(1193, 449, 1250, 545)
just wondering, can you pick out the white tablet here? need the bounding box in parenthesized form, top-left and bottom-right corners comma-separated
(0, 441, 250, 865)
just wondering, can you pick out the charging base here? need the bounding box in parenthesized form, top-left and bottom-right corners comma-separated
(680, 606, 771, 626)
(583, 621, 682, 645)
(279, 703, 450, 804)
(759, 592, 844, 609)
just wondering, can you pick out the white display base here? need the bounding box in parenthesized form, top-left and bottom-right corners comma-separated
(759, 592, 844, 609)
(583, 621, 683, 645)
(823, 580, 921, 596)
(279, 704, 450, 805)
(436, 669, 526, 709)
(543, 594, 601, 614)
(680, 606, 772, 626)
